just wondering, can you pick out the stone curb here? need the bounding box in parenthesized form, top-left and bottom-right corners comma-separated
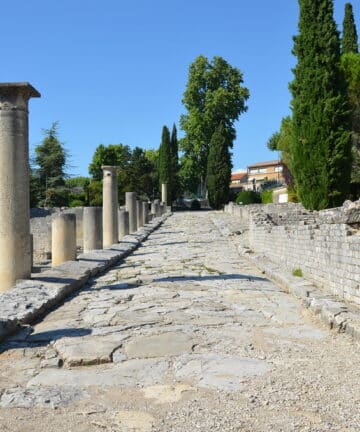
(212, 215, 360, 342)
(0, 213, 171, 343)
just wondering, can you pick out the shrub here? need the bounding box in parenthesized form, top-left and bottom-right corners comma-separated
(235, 190, 261, 205)
(261, 190, 273, 204)
(287, 186, 299, 203)
(69, 199, 85, 207)
(190, 199, 201, 210)
(292, 268, 303, 277)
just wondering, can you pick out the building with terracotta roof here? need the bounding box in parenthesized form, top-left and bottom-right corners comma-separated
(230, 170, 248, 193)
(246, 160, 285, 191)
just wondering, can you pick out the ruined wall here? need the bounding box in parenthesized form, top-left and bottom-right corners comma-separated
(224, 201, 360, 305)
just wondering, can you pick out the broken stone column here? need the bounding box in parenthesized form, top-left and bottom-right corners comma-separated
(0, 83, 40, 291)
(52, 213, 77, 266)
(126, 192, 137, 233)
(83, 207, 102, 252)
(102, 166, 118, 248)
(142, 202, 149, 225)
(136, 199, 144, 228)
(154, 199, 162, 217)
(161, 183, 168, 206)
(151, 201, 156, 217)
(118, 209, 129, 240)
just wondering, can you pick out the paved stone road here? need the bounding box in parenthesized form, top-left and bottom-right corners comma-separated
(1, 211, 360, 432)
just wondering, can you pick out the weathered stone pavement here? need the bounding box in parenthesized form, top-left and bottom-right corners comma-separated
(1, 211, 360, 432)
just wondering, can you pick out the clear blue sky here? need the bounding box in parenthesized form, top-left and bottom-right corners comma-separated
(2, 0, 355, 175)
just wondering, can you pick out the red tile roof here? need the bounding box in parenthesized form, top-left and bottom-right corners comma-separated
(231, 172, 247, 181)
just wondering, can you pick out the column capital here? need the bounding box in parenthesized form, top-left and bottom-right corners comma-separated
(0, 82, 40, 112)
(0, 82, 40, 98)
(101, 165, 119, 173)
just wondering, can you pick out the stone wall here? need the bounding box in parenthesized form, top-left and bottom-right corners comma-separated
(30, 207, 84, 263)
(224, 201, 360, 305)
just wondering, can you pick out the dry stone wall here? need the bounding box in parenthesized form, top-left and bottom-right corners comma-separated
(224, 201, 360, 305)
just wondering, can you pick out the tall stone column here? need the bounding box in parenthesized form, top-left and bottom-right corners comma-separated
(0, 83, 40, 291)
(83, 207, 102, 252)
(52, 213, 77, 266)
(126, 192, 137, 233)
(161, 183, 168, 206)
(102, 166, 118, 248)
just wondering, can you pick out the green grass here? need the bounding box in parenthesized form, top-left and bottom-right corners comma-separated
(292, 268, 303, 277)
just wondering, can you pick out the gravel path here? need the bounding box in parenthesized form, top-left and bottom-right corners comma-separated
(0, 211, 360, 432)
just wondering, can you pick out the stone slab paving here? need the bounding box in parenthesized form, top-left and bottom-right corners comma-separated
(1, 211, 360, 431)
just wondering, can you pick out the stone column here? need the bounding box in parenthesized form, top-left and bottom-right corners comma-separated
(161, 183, 168, 206)
(142, 202, 149, 225)
(118, 209, 129, 240)
(52, 213, 77, 266)
(136, 199, 143, 228)
(151, 201, 156, 217)
(102, 166, 118, 248)
(0, 83, 40, 291)
(83, 207, 102, 252)
(154, 199, 162, 217)
(126, 192, 137, 233)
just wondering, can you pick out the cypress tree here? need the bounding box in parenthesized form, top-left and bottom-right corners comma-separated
(342, 3, 358, 54)
(170, 124, 180, 201)
(290, 0, 352, 210)
(206, 123, 232, 209)
(158, 126, 172, 204)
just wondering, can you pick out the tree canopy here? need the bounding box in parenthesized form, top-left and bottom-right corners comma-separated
(290, 0, 352, 210)
(158, 126, 172, 204)
(342, 3, 358, 54)
(31, 122, 69, 207)
(206, 123, 232, 209)
(180, 55, 249, 196)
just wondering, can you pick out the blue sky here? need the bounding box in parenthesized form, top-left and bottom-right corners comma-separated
(2, 0, 355, 175)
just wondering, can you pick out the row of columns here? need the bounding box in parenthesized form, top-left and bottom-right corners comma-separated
(0, 82, 169, 292)
(50, 193, 165, 267)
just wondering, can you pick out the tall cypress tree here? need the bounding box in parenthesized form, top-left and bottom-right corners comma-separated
(206, 123, 232, 209)
(290, 0, 352, 210)
(158, 126, 172, 204)
(170, 124, 180, 201)
(342, 3, 358, 54)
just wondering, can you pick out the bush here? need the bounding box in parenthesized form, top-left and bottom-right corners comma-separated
(190, 199, 201, 210)
(287, 186, 299, 203)
(235, 191, 261, 205)
(261, 190, 273, 204)
(292, 268, 303, 277)
(69, 199, 85, 207)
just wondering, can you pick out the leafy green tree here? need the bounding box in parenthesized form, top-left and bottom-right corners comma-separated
(123, 147, 157, 201)
(206, 123, 232, 209)
(342, 3, 358, 54)
(86, 180, 103, 206)
(145, 149, 160, 200)
(65, 176, 91, 207)
(158, 126, 172, 204)
(88, 144, 131, 180)
(180, 55, 249, 196)
(32, 122, 69, 207)
(290, 0, 352, 210)
(267, 116, 294, 186)
(178, 155, 199, 196)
